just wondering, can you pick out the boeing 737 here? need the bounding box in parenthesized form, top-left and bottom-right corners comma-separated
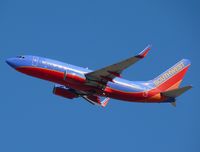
(6, 45, 192, 107)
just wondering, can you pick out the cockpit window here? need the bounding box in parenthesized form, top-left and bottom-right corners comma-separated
(17, 56, 25, 59)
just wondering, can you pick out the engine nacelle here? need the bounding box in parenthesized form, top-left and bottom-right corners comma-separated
(53, 84, 78, 99)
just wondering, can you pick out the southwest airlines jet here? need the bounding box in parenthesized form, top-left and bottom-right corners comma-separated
(6, 45, 192, 107)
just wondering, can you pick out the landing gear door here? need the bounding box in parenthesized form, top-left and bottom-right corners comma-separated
(32, 56, 39, 66)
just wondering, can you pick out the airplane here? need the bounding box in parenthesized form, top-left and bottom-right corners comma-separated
(6, 45, 192, 107)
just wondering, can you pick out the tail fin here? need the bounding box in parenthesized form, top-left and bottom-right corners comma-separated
(152, 59, 191, 91)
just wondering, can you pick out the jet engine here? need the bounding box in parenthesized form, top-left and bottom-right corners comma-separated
(53, 84, 78, 99)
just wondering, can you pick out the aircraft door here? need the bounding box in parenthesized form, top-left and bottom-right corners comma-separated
(143, 86, 148, 98)
(64, 69, 68, 81)
(32, 56, 39, 66)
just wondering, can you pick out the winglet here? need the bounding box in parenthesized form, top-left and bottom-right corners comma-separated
(100, 98, 110, 107)
(137, 44, 152, 58)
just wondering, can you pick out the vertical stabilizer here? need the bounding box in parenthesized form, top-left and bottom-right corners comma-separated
(153, 59, 191, 91)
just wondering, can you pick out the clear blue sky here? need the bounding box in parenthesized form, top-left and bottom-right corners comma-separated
(0, 0, 199, 151)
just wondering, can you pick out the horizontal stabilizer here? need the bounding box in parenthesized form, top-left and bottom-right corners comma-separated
(170, 101, 176, 107)
(161, 85, 192, 98)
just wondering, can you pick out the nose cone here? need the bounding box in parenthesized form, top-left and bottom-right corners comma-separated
(6, 58, 18, 69)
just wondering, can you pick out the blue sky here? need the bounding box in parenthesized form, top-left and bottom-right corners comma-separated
(0, 0, 199, 151)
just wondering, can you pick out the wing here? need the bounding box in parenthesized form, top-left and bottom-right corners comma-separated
(82, 95, 110, 107)
(85, 45, 151, 88)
